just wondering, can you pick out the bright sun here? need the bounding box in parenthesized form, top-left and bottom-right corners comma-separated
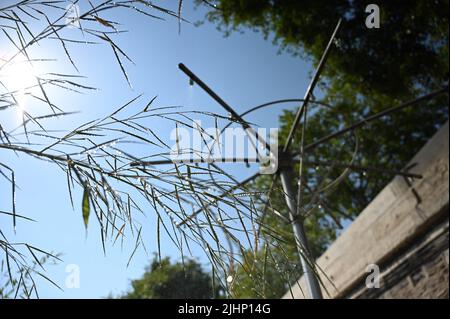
(0, 55, 39, 114)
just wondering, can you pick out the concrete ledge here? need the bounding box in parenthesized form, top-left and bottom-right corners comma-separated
(284, 122, 449, 299)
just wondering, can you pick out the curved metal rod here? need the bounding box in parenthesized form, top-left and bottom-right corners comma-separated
(315, 132, 359, 195)
(220, 99, 333, 135)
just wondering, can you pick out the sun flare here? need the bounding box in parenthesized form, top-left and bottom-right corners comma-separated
(0, 55, 39, 114)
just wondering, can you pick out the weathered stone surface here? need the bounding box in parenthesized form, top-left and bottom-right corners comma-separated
(350, 216, 448, 299)
(284, 122, 449, 299)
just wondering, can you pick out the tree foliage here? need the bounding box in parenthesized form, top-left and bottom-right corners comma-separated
(122, 256, 218, 299)
(201, 0, 448, 97)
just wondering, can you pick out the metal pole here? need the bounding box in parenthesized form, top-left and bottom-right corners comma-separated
(279, 168, 323, 299)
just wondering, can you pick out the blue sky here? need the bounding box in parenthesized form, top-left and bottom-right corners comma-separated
(0, 1, 318, 298)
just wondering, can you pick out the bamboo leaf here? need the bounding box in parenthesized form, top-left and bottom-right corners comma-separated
(82, 185, 90, 229)
(94, 16, 115, 29)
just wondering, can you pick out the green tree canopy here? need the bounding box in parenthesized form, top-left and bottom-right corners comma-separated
(122, 256, 218, 299)
(200, 0, 448, 97)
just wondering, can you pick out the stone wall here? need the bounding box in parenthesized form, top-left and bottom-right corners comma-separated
(283, 122, 449, 299)
(349, 213, 448, 299)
